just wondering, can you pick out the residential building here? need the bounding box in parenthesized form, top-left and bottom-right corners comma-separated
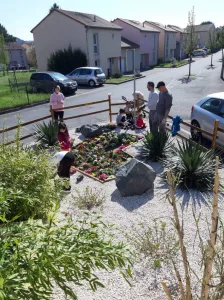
(112, 18, 160, 68)
(168, 25, 186, 60)
(21, 41, 34, 51)
(6, 42, 28, 69)
(121, 37, 140, 72)
(31, 9, 122, 75)
(194, 23, 216, 48)
(144, 21, 177, 62)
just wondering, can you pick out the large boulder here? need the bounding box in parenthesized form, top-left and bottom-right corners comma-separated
(116, 158, 156, 197)
(80, 124, 103, 138)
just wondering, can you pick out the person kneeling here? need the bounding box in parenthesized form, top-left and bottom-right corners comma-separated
(116, 108, 126, 127)
(136, 114, 146, 129)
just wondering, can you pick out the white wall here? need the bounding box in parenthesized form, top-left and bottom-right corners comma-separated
(32, 10, 87, 71)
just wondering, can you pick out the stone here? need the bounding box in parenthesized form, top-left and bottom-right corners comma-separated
(115, 158, 156, 197)
(80, 124, 103, 138)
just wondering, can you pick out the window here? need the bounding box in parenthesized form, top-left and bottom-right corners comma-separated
(79, 69, 92, 75)
(94, 68, 103, 75)
(71, 69, 80, 76)
(201, 98, 224, 116)
(93, 33, 98, 54)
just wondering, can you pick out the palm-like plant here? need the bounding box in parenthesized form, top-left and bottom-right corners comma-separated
(164, 140, 216, 191)
(141, 131, 173, 162)
(34, 120, 59, 147)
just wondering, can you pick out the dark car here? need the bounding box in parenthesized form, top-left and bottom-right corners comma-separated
(30, 72, 78, 95)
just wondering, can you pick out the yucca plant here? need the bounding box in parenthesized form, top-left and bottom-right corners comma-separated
(141, 131, 173, 161)
(164, 139, 216, 191)
(34, 120, 59, 147)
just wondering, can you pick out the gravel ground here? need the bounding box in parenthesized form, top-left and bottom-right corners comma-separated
(51, 128, 224, 300)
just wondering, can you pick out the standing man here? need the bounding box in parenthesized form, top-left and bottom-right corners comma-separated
(155, 81, 173, 132)
(147, 81, 158, 132)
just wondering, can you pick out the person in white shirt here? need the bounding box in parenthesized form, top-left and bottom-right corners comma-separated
(147, 81, 159, 132)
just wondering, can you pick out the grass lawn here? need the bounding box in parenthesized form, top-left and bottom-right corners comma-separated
(155, 61, 188, 68)
(106, 76, 132, 84)
(0, 71, 50, 111)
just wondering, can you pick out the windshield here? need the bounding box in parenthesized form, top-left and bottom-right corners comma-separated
(52, 73, 68, 81)
(95, 68, 103, 75)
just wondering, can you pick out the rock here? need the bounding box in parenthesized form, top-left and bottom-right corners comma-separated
(80, 124, 103, 138)
(115, 158, 156, 197)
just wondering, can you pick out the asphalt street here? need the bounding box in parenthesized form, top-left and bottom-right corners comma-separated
(1, 51, 223, 141)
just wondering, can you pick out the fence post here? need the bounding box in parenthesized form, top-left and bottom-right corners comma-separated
(108, 93, 112, 122)
(212, 120, 219, 149)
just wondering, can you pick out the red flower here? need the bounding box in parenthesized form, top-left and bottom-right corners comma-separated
(137, 135, 143, 139)
(99, 173, 107, 180)
(116, 149, 122, 153)
(86, 169, 91, 174)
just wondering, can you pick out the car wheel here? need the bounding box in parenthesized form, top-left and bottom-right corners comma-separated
(88, 80, 95, 87)
(191, 120, 202, 144)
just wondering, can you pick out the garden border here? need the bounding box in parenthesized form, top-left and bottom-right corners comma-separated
(105, 75, 146, 85)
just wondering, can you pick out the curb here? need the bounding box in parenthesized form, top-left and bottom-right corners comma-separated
(0, 100, 49, 115)
(154, 63, 189, 69)
(106, 75, 146, 85)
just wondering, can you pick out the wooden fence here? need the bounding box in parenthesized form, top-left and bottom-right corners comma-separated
(1, 94, 224, 153)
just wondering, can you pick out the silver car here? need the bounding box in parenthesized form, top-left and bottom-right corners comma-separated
(192, 49, 206, 57)
(191, 92, 224, 146)
(66, 67, 106, 87)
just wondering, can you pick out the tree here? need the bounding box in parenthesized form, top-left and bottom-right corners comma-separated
(0, 33, 9, 75)
(26, 45, 37, 67)
(49, 3, 60, 13)
(217, 27, 224, 79)
(183, 7, 197, 77)
(201, 21, 213, 25)
(47, 45, 88, 74)
(0, 23, 16, 42)
(207, 30, 218, 67)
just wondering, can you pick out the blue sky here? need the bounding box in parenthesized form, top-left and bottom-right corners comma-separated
(1, 0, 224, 40)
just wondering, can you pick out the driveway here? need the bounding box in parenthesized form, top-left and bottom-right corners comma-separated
(1, 51, 223, 142)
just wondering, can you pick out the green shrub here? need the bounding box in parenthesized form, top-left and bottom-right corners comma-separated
(163, 140, 216, 191)
(0, 144, 61, 221)
(34, 120, 59, 147)
(47, 45, 87, 75)
(0, 214, 132, 299)
(141, 131, 173, 161)
(112, 73, 122, 79)
(73, 186, 105, 210)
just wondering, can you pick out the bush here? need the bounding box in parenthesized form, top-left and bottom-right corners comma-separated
(0, 143, 61, 221)
(112, 72, 122, 79)
(163, 140, 216, 191)
(47, 45, 87, 74)
(73, 186, 105, 210)
(0, 214, 132, 299)
(141, 131, 173, 162)
(34, 120, 59, 147)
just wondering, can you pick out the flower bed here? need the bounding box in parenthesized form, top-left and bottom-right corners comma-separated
(73, 132, 143, 182)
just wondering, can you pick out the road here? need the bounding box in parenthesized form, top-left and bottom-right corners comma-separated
(1, 51, 223, 141)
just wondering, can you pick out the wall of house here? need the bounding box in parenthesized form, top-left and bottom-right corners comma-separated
(87, 28, 121, 75)
(7, 49, 28, 68)
(121, 48, 140, 72)
(112, 19, 141, 45)
(140, 32, 159, 66)
(32, 10, 87, 71)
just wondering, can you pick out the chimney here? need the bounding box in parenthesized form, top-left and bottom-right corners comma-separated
(93, 15, 96, 22)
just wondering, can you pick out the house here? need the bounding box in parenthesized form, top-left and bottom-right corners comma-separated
(31, 9, 122, 75)
(144, 21, 177, 62)
(21, 41, 34, 51)
(6, 42, 28, 69)
(121, 37, 140, 72)
(194, 23, 216, 48)
(168, 25, 186, 60)
(112, 18, 160, 68)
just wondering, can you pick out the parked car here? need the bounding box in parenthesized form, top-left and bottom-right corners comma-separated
(30, 72, 78, 94)
(202, 47, 210, 54)
(191, 93, 224, 146)
(66, 67, 106, 87)
(192, 49, 206, 57)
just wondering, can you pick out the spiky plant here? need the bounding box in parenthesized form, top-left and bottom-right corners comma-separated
(34, 120, 59, 147)
(141, 131, 173, 162)
(164, 140, 216, 191)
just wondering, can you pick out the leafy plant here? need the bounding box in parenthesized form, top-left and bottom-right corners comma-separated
(34, 120, 59, 147)
(164, 140, 216, 191)
(141, 131, 173, 161)
(0, 142, 62, 221)
(0, 213, 132, 299)
(73, 186, 105, 210)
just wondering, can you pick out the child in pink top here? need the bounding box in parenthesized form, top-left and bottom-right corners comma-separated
(50, 86, 65, 121)
(58, 122, 71, 151)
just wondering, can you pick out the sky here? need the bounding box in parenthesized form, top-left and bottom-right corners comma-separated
(1, 0, 224, 41)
